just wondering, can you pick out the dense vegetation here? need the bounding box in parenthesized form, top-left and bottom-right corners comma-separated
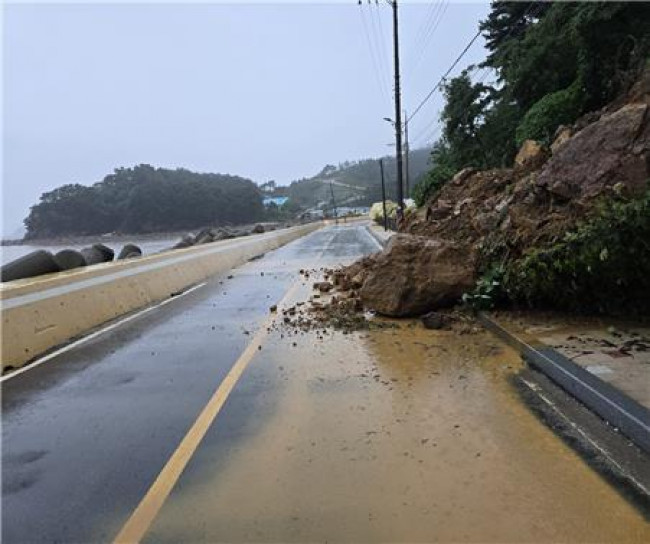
(503, 191, 650, 315)
(414, 0, 650, 205)
(24, 149, 433, 239)
(24, 165, 264, 239)
(411, 1, 650, 316)
(465, 191, 650, 316)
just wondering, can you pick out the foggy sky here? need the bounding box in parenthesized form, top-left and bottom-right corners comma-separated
(3, 1, 490, 236)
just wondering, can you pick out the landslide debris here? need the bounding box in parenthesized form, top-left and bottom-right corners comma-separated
(270, 268, 478, 336)
(339, 70, 650, 317)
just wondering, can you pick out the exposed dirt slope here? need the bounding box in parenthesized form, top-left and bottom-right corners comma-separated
(340, 69, 650, 317)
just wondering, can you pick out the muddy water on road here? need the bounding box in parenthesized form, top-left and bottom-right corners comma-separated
(147, 313, 650, 542)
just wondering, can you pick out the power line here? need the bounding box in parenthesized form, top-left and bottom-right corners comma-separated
(410, 63, 480, 146)
(405, 0, 449, 82)
(406, 0, 442, 65)
(358, 4, 391, 106)
(407, 0, 543, 126)
(406, 28, 482, 124)
(413, 65, 497, 147)
(370, 1, 392, 94)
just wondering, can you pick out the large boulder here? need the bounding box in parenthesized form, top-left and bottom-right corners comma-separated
(451, 167, 477, 186)
(538, 103, 649, 201)
(359, 235, 477, 317)
(550, 125, 573, 154)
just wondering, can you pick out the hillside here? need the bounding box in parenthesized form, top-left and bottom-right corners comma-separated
(334, 1, 650, 318)
(285, 148, 432, 210)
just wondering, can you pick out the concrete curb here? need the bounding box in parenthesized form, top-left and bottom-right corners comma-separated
(478, 312, 650, 454)
(365, 225, 393, 248)
(1, 223, 322, 371)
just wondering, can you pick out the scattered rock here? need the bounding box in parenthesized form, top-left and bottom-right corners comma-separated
(550, 125, 573, 154)
(421, 312, 453, 330)
(452, 167, 477, 186)
(514, 139, 550, 172)
(252, 224, 265, 234)
(313, 281, 333, 293)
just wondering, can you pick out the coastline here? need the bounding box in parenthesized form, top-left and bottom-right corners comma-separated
(1, 221, 291, 247)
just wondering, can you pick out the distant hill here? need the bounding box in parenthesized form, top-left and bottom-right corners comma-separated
(286, 148, 432, 210)
(22, 150, 434, 239)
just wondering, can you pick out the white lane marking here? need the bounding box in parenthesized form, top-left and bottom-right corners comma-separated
(362, 225, 385, 251)
(520, 377, 650, 496)
(0, 282, 207, 383)
(1, 226, 307, 310)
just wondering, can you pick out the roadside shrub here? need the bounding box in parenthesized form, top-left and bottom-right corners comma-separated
(369, 200, 397, 224)
(413, 141, 457, 207)
(515, 79, 585, 147)
(502, 190, 650, 316)
(462, 264, 506, 311)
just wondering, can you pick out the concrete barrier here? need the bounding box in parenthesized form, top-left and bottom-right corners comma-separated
(0, 222, 322, 371)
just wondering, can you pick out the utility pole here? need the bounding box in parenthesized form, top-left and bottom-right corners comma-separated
(391, 0, 405, 214)
(329, 181, 338, 225)
(404, 108, 410, 198)
(379, 159, 388, 232)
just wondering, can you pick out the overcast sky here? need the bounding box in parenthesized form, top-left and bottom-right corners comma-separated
(3, 1, 490, 235)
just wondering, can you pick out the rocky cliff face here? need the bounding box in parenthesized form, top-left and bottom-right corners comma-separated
(344, 69, 650, 317)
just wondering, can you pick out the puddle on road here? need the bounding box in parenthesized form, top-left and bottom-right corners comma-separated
(147, 317, 650, 543)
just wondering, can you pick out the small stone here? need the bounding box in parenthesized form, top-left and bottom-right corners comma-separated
(421, 312, 450, 330)
(313, 281, 333, 293)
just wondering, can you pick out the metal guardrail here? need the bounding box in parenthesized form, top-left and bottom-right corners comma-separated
(478, 313, 650, 454)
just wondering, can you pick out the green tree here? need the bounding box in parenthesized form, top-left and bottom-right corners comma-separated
(413, 1, 650, 207)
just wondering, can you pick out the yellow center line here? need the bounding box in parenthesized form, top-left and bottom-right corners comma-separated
(113, 279, 303, 543)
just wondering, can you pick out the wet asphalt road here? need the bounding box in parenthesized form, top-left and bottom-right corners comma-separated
(4, 224, 650, 543)
(2, 225, 379, 543)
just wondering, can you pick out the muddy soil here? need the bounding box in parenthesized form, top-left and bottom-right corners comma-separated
(146, 281, 650, 542)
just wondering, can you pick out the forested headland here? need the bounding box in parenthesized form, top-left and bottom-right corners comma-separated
(24, 165, 265, 239)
